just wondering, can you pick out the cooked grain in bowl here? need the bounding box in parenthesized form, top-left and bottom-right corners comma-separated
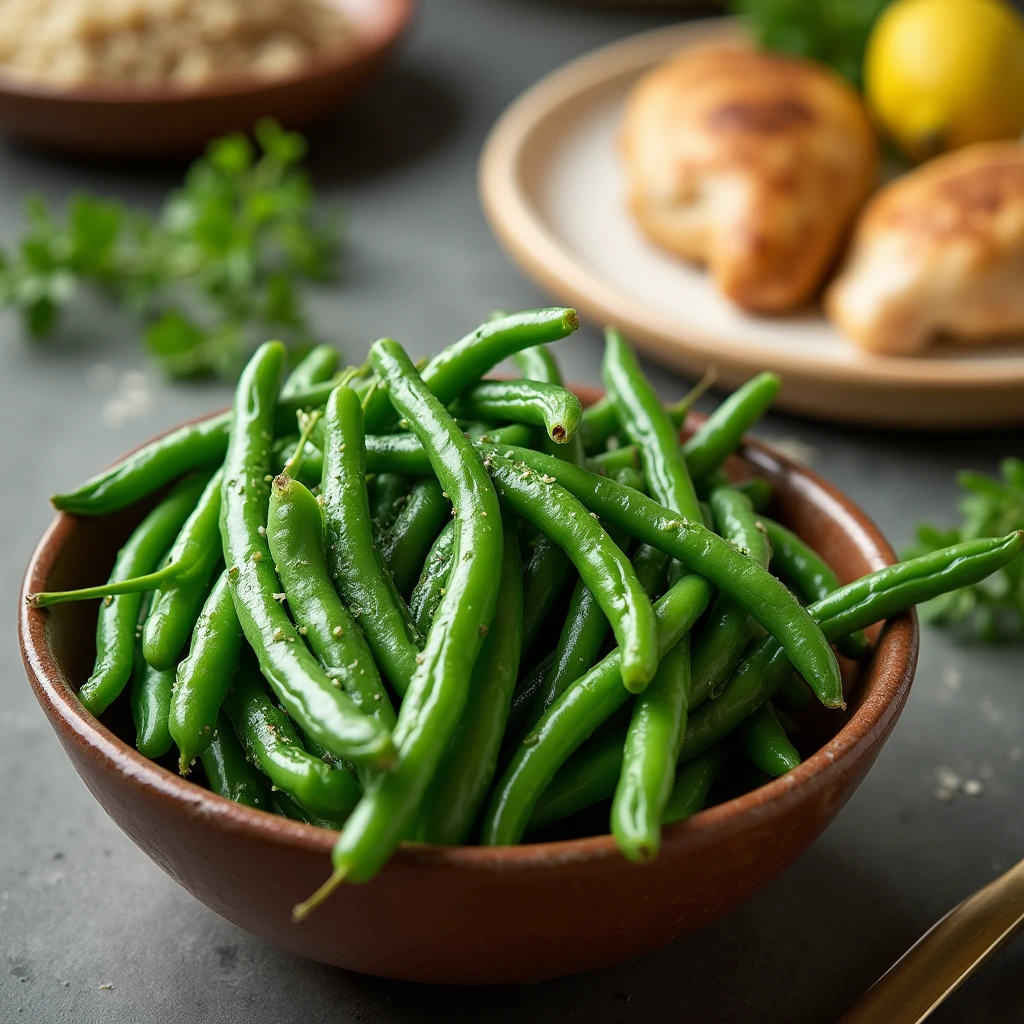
(0, 0, 353, 88)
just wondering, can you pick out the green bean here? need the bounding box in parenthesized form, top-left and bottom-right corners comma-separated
(612, 466, 646, 494)
(484, 456, 659, 693)
(479, 445, 843, 708)
(130, 597, 175, 759)
(320, 386, 423, 697)
(221, 342, 395, 769)
(528, 734, 727, 832)
(504, 649, 557, 742)
(689, 485, 772, 706)
(170, 571, 244, 774)
(380, 479, 451, 599)
(514, 342, 589, 469)
(520, 528, 574, 654)
(295, 339, 505, 912)
(506, 348, 587, 657)
(762, 516, 871, 661)
(199, 713, 271, 810)
(368, 473, 411, 535)
(739, 701, 800, 777)
(280, 344, 340, 400)
(603, 327, 701, 521)
(449, 380, 583, 446)
(51, 414, 231, 517)
(360, 423, 534, 476)
(142, 471, 224, 670)
(223, 663, 362, 821)
(409, 520, 455, 635)
(359, 308, 580, 433)
(512, 343, 561, 386)
(612, 635, 691, 862)
(272, 790, 345, 830)
(527, 731, 623, 833)
(268, 474, 396, 729)
(733, 476, 773, 513)
(420, 517, 523, 844)
(773, 674, 813, 714)
(663, 744, 729, 824)
(682, 372, 780, 481)
(522, 524, 664, 737)
(681, 532, 1024, 760)
(481, 574, 711, 846)
(601, 329, 712, 860)
(77, 474, 211, 715)
(587, 446, 640, 475)
(578, 367, 717, 455)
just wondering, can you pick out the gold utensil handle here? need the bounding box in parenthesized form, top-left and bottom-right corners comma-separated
(836, 857, 1024, 1024)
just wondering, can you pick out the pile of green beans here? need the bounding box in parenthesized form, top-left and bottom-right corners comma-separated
(34, 309, 1023, 917)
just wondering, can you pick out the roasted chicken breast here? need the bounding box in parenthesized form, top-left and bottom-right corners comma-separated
(621, 45, 877, 313)
(826, 142, 1024, 355)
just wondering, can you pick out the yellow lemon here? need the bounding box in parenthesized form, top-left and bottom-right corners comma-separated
(865, 0, 1024, 160)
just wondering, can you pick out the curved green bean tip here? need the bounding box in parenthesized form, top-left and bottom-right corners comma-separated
(291, 866, 349, 922)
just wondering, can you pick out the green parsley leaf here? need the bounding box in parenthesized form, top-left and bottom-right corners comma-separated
(906, 458, 1024, 641)
(0, 120, 340, 379)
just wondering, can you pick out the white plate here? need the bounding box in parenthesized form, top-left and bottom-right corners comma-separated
(479, 18, 1024, 427)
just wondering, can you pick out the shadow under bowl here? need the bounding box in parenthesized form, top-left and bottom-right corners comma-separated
(19, 386, 918, 984)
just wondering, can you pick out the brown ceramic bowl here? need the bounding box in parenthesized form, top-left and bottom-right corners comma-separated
(0, 0, 414, 157)
(19, 387, 918, 985)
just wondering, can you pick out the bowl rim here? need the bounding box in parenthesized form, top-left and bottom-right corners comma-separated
(0, 0, 415, 107)
(19, 389, 918, 870)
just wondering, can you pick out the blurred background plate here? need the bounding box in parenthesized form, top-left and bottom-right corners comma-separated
(479, 18, 1024, 428)
(0, 0, 414, 157)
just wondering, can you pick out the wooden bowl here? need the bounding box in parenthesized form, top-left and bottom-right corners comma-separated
(0, 0, 415, 156)
(18, 388, 918, 985)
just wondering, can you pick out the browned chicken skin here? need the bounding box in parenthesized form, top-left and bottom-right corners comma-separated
(826, 142, 1024, 355)
(621, 46, 877, 313)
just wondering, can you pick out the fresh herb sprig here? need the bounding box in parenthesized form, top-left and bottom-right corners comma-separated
(0, 119, 339, 379)
(733, 0, 891, 89)
(905, 458, 1024, 641)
